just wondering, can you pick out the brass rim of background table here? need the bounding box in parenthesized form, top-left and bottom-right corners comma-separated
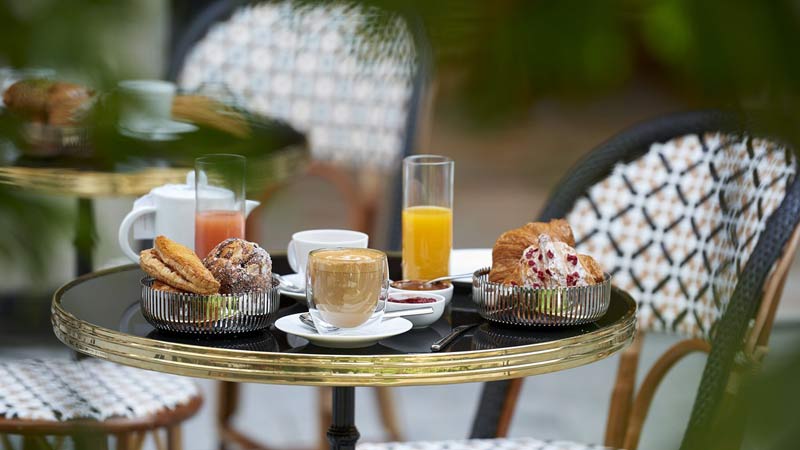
(1, 144, 307, 197)
(52, 265, 637, 387)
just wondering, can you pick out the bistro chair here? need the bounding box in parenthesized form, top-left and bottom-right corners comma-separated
(168, 0, 432, 244)
(168, 1, 432, 449)
(0, 359, 202, 450)
(359, 111, 800, 450)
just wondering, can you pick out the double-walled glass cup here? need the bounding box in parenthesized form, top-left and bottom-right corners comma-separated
(306, 248, 389, 333)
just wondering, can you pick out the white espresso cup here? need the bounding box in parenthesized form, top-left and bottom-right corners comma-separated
(118, 79, 176, 131)
(287, 229, 369, 276)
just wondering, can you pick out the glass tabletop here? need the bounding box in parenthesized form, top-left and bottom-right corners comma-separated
(52, 255, 637, 386)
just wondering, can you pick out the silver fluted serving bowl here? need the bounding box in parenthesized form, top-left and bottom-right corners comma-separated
(472, 267, 611, 327)
(140, 276, 280, 334)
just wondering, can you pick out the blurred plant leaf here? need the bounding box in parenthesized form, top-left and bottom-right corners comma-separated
(0, 185, 70, 279)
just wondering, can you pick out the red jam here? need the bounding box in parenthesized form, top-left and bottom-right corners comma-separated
(388, 296, 437, 304)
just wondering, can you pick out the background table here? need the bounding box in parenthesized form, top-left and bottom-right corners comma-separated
(0, 137, 307, 274)
(52, 255, 636, 449)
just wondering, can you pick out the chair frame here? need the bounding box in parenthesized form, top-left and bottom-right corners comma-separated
(0, 395, 202, 450)
(166, 2, 434, 449)
(469, 110, 800, 450)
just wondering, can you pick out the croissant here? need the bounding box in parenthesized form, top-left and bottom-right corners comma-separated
(489, 218, 576, 284)
(578, 254, 605, 284)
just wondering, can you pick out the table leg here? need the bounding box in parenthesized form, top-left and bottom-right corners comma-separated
(327, 387, 359, 450)
(75, 198, 95, 276)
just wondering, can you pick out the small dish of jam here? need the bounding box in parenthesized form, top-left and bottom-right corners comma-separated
(388, 296, 438, 304)
(386, 292, 445, 328)
(389, 279, 454, 304)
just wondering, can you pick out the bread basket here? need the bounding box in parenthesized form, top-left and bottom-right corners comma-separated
(140, 276, 281, 334)
(472, 267, 611, 327)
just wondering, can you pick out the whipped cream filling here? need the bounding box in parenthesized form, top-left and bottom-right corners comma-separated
(518, 234, 588, 288)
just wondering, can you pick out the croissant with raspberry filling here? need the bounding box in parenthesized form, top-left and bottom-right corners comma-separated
(489, 219, 603, 286)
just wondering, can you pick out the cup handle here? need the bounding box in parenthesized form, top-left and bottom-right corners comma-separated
(287, 240, 297, 273)
(118, 206, 156, 262)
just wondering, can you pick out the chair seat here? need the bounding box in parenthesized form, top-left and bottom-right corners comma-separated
(0, 359, 199, 422)
(358, 438, 616, 450)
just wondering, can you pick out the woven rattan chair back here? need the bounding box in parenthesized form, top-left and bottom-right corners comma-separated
(170, 0, 424, 171)
(470, 111, 800, 450)
(550, 125, 796, 339)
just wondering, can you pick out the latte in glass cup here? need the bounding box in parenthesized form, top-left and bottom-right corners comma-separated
(306, 248, 388, 330)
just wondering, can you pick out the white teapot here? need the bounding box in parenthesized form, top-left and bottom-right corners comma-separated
(118, 172, 260, 261)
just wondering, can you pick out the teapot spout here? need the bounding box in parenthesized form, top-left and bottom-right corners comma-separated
(245, 199, 261, 217)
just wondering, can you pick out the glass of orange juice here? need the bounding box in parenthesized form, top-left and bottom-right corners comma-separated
(195, 154, 246, 258)
(402, 155, 454, 280)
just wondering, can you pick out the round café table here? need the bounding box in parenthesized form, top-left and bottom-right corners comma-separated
(52, 255, 637, 450)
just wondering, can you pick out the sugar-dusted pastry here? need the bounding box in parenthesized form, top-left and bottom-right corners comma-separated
(2, 79, 51, 122)
(154, 235, 220, 294)
(151, 280, 186, 293)
(489, 218, 576, 285)
(202, 238, 273, 294)
(518, 233, 604, 288)
(2, 80, 94, 125)
(578, 254, 605, 284)
(140, 248, 217, 295)
(46, 82, 94, 126)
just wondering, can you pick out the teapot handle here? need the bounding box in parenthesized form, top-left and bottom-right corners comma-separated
(118, 205, 157, 262)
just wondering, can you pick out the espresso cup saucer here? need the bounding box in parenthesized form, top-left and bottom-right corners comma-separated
(274, 313, 412, 349)
(118, 119, 198, 141)
(278, 273, 306, 301)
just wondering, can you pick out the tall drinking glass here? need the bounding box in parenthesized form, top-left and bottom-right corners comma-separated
(402, 155, 454, 280)
(195, 154, 246, 258)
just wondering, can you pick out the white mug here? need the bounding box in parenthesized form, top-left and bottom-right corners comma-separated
(118, 172, 260, 261)
(118, 79, 175, 132)
(287, 229, 369, 276)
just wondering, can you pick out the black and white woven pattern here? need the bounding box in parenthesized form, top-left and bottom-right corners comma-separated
(564, 133, 796, 339)
(0, 359, 198, 422)
(177, 1, 417, 169)
(358, 438, 614, 450)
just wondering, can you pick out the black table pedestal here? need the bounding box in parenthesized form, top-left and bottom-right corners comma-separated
(75, 198, 95, 276)
(327, 387, 360, 450)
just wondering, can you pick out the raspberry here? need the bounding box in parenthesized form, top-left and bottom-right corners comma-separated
(546, 250, 554, 259)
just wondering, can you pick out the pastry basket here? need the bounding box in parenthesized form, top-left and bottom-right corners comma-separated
(472, 268, 611, 327)
(140, 276, 281, 335)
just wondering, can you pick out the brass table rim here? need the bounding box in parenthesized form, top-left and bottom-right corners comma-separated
(52, 265, 637, 386)
(0, 143, 308, 197)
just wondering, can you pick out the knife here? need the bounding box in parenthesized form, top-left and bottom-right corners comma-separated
(431, 323, 478, 352)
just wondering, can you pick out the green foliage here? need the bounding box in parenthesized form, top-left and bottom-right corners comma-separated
(0, 186, 70, 278)
(1, 0, 800, 277)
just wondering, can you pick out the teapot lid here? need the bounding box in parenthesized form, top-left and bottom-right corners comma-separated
(149, 171, 234, 200)
(148, 172, 197, 200)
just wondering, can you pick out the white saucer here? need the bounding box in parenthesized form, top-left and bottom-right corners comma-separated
(274, 313, 412, 349)
(118, 119, 198, 141)
(450, 248, 492, 283)
(278, 273, 306, 301)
